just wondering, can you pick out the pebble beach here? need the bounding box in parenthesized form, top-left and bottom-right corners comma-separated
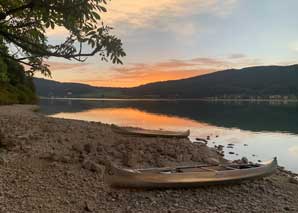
(0, 105, 298, 212)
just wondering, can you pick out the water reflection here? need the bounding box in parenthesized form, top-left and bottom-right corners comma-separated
(39, 99, 298, 172)
(40, 99, 298, 134)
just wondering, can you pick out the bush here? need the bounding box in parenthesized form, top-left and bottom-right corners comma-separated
(0, 83, 37, 105)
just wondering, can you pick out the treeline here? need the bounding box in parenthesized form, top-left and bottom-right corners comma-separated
(34, 64, 298, 100)
(125, 65, 298, 99)
(0, 48, 36, 104)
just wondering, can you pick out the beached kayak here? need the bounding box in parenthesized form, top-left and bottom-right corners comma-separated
(111, 125, 190, 138)
(104, 158, 278, 189)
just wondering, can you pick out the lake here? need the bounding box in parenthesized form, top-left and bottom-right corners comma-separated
(39, 98, 298, 172)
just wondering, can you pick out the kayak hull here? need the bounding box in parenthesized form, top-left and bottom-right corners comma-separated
(104, 158, 278, 189)
(112, 125, 190, 138)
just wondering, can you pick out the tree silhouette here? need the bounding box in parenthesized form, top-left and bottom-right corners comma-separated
(0, 0, 125, 76)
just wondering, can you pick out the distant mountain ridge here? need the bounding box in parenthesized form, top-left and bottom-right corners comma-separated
(34, 64, 298, 99)
(33, 78, 124, 98)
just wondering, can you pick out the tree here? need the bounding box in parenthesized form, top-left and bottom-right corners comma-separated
(0, 0, 125, 76)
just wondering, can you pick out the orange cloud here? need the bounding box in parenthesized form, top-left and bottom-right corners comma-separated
(76, 57, 233, 87)
(43, 55, 262, 88)
(81, 69, 213, 87)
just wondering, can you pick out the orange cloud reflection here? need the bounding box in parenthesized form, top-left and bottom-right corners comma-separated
(51, 107, 208, 131)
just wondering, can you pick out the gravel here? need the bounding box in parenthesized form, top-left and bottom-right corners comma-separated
(0, 105, 297, 212)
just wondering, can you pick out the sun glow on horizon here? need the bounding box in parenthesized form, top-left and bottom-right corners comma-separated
(42, 0, 298, 88)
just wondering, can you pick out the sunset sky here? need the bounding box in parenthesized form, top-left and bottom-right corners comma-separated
(40, 0, 298, 87)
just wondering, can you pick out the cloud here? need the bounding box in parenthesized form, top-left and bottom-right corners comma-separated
(46, 61, 90, 71)
(228, 53, 247, 59)
(75, 54, 262, 87)
(45, 1, 239, 42)
(103, 0, 239, 28)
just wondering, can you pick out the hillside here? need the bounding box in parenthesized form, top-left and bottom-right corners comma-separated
(33, 78, 125, 98)
(34, 64, 298, 99)
(125, 65, 298, 99)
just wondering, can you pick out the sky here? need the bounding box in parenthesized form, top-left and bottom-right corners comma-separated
(39, 0, 298, 87)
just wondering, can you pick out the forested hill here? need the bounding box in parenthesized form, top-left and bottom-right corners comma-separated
(34, 64, 298, 99)
(33, 78, 124, 98)
(126, 64, 298, 99)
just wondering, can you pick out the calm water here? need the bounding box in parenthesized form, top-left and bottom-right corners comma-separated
(39, 99, 298, 172)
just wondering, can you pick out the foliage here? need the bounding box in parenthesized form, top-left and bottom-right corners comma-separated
(0, 83, 36, 104)
(0, 0, 125, 76)
(0, 52, 37, 104)
(0, 56, 8, 81)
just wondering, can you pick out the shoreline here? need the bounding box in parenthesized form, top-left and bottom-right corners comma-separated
(0, 105, 298, 212)
(39, 97, 298, 103)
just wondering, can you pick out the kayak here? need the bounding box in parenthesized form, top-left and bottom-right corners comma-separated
(111, 125, 190, 138)
(104, 158, 278, 189)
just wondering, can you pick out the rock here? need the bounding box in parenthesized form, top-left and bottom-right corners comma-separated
(72, 144, 83, 153)
(206, 136, 210, 140)
(284, 206, 290, 211)
(244, 144, 248, 146)
(82, 160, 103, 173)
(84, 200, 95, 212)
(289, 176, 298, 184)
(241, 157, 249, 164)
(59, 155, 72, 163)
(216, 145, 224, 151)
(195, 138, 208, 143)
(229, 152, 235, 155)
(205, 158, 220, 165)
(40, 152, 58, 162)
(0, 155, 7, 165)
(84, 143, 93, 154)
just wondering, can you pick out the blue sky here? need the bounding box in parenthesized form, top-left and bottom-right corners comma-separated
(42, 0, 298, 87)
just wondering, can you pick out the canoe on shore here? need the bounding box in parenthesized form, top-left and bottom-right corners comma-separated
(111, 125, 190, 138)
(104, 158, 278, 189)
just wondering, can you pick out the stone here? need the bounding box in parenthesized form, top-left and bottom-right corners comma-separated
(216, 145, 224, 151)
(0, 155, 7, 165)
(241, 157, 249, 164)
(205, 158, 220, 165)
(289, 176, 298, 184)
(59, 156, 72, 163)
(82, 160, 103, 173)
(84, 201, 95, 212)
(84, 143, 93, 154)
(284, 206, 290, 211)
(72, 144, 83, 153)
